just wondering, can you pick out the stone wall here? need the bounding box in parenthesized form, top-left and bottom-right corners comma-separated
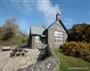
(48, 21, 68, 48)
(32, 35, 42, 49)
(17, 56, 58, 71)
(17, 45, 58, 71)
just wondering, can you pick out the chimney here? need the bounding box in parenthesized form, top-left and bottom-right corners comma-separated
(56, 12, 60, 21)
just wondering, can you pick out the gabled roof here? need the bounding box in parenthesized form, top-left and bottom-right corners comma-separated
(31, 26, 45, 35)
(30, 12, 68, 35)
(31, 19, 68, 35)
(59, 20, 68, 34)
(44, 20, 68, 34)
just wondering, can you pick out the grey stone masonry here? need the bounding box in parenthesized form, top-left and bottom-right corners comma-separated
(17, 56, 58, 71)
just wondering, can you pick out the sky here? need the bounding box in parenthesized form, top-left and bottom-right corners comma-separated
(0, 0, 90, 34)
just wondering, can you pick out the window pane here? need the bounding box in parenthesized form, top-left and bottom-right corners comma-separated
(54, 31, 63, 44)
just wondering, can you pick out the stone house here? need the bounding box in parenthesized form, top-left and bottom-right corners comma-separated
(28, 12, 68, 49)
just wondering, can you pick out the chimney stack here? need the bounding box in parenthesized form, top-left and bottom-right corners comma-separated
(56, 12, 60, 21)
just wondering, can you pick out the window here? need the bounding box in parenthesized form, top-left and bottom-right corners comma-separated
(35, 36, 40, 43)
(54, 31, 63, 44)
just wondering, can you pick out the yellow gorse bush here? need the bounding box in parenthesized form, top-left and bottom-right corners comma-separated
(62, 41, 90, 62)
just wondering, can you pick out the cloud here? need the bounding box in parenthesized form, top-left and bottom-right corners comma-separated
(1, 0, 61, 33)
(8, 0, 36, 15)
(36, 0, 61, 25)
(10, 0, 61, 24)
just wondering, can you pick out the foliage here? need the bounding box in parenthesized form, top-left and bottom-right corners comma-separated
(68, 23, 90, 42)
(62, 41, 90, 62)
(1, 27, 14, 40)
(66, 23, 90, 62)
(0, 18, 28, 46)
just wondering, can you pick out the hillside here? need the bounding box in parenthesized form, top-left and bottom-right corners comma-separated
(0, 18, 28, 46)
(68, 23, 90, 42)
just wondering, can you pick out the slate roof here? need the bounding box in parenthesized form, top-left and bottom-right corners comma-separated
(31, 20, 68, 35)
(31, 26, 45, 35)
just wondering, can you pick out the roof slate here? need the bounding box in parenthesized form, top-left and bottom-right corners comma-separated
(31, 26, 45, 35)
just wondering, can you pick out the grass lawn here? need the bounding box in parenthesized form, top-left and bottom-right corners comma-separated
(53, 48, 90, 71)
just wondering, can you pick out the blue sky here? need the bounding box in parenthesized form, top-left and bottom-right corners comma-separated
(0, 0, 90, 34)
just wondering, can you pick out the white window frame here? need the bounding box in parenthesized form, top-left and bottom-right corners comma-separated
(54, 31, 63, 44)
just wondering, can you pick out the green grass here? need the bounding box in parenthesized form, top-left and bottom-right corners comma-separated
(53, 48, 90, 71)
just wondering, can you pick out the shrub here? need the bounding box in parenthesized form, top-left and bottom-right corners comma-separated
(63, 41, 80, 56)
(62, 41, 90, 62)
(2, 27, 14, 41)
(68, 23, 90, 42)
(83, 55, 90, 62)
